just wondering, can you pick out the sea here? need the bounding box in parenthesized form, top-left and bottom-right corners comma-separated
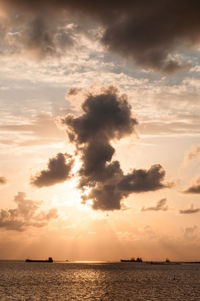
(0, 261, 199, 300)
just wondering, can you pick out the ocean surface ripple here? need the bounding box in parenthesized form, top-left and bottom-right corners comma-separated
(0, 261, 199, 300)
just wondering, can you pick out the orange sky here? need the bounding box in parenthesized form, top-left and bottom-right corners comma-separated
(0, 1, 200, 261)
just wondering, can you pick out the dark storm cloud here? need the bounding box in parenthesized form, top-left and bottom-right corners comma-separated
(31, 152, 74, 187)
(0, 176, 7, 185)
(1, 1, 200, 71)
(183, 177, 200, 194)
(141, 198, 168, 212)
(0, 192, 58, 231)
(60, 87, 170, 210)
(180, 205, 200, 214)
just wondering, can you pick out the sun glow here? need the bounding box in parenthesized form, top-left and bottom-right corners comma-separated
(48, 178, 93, 213)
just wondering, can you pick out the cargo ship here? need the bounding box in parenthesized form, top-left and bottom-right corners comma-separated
(25, 257, 53, 263)
(120, 257, 143, 262)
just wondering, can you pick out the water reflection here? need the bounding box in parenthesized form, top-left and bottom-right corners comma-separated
(0, 261, 199, 300)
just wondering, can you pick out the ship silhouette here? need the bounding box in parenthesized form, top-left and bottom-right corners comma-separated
(120, 257, 143, 262)
(25, 257, 53, 263)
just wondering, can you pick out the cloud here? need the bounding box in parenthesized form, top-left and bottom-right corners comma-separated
(183, 176, 200, 194)
(180, 204, 200, 214)
(184, 145, 200, 164)
(139, 119, 200, 136)
(0, 3, 76, 60)
(0, 176, 7, 185)
(118, 165, 168, 193)
(60, 86, 170, 210)
(184, 226, 198, 240)
(0, 192, 58, 231)
(67, 87, 83, 97)
(141, 198, 168, 212)
(1, 1, 200, 71)
(31, 152, 74, 187)
(0, 113, 67, 147)
(20, 17, 75, 60)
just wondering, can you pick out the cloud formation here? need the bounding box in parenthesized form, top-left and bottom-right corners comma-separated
(184, 145, 200, 164)
(141, 198, 168, 212)
(118, 165, 167, 193)
(184, 177, 200, 194)
(0, 176, 7, 185)
(1, 1, 200, 71)
(60, 86, 170, 210)
(0, 2, 76, 60)
(180, 204, 200, 214)
(184, 226, 198, 240)
(0, 113, 67, 147)
(31, 152, 74, 187)
(0, 192, 58, 231)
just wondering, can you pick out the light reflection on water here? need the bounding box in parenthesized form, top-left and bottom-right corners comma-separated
(0, 261, 199, 300)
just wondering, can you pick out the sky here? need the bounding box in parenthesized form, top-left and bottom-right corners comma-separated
(0, 0, 200, 261)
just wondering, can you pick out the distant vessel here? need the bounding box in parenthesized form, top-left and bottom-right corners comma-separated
(121, 259, 135, 262)
(121, 257, 143, 263)
(25, 257, 53, 263)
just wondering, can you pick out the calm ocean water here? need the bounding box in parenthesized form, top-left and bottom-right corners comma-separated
(0, 261, 199, 300)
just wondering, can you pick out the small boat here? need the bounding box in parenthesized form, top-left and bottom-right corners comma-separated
(25, 257, 53, 263)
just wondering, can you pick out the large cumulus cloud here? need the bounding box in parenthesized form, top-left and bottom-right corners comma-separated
(60, 87, 170, 210)
(1, 1, 200, 71)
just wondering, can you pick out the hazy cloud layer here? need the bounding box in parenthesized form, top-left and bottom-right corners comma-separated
(184, 226, 198, 240)
(0, 176, 7, 185)
(31, 152, 74, 187)
(0, 113, 67, 147)
(184, 177, 200, 194)
(0, 192, 58, 231)
(141, 198, 168, 212)
(60, 87, 170, 210)
(184, 145, 200, 164)
(0, 2, 76, 60)
(180, 204, 200, 214)
(1, 1, 200, 71)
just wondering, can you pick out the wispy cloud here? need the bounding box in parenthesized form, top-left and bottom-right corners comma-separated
(184, 145, 200, 164)
(141, 198, 168, 212)
(180, 204, 200, 214)
(0, 192, 58, 231)
(184, 226, 198, 240)
(0, 176, 7, 185)
(0, 113, 66, 147)
(183, 176, 200, 194)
